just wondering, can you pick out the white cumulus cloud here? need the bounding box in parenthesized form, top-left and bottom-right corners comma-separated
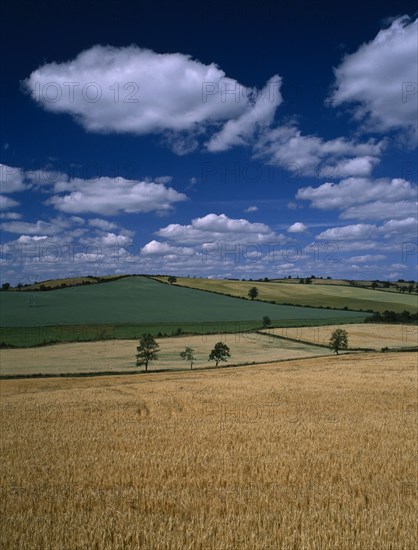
(254, 124, 384, 177)
(330, 16, 418, 143)
(47, 176, 187, 215)
(206, 75, 282, 152)
(25, 45, 282, 154)
(297, 177, 416, 217)
(317, 223, 377, 240)
(156, 213, 278, 244)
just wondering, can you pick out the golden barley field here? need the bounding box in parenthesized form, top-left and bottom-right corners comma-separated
(0, 352, 416, 549)
(263, 323, 418, 350)
(0, 332, 331, 376)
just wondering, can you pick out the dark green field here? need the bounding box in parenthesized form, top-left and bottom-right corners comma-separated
(0, 276, 367, 347)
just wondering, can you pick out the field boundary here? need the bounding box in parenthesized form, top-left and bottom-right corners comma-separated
(0, 351, 358, 380)
(258, 330, 418, 353)
(256, 330, 375, 352)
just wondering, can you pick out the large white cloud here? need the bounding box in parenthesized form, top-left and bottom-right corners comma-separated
(156, 213, 279, 244)
(47, 176, 187, 215)
(24, 45, 282, 153)
(330, 16, 418, 143)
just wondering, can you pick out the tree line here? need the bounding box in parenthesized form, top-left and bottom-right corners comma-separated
(135, 328, 349, 372)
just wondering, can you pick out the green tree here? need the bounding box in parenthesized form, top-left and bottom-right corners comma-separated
(208, 342, 231, 367)
(168, 276, 177, 284)
(262, 315, 271, 327)
(136, 333, 160, 372)
(1, 283, 10, 291)
(180, 346, 196, 369)
(248, 286, 258, 300)
(329, 328, 348, 355)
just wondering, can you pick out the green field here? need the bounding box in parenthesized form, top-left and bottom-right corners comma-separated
(155, 277, 418, 313)
(0, 276, 367, 347)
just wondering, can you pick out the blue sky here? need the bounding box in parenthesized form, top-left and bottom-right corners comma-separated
(1, 0, 417, 284)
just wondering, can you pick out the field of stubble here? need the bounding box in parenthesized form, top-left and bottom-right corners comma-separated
(0, 332, 331, 376)
(0, 352, 417, 549)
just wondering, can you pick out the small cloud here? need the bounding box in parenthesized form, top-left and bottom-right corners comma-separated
(88, 218, 118, 231)
(288, 222, 307, 233)
(185, 176, 198, 190)
(348, 254, 386, 263)
(244, 206, 258, 213)
(0, 211, 21, 220)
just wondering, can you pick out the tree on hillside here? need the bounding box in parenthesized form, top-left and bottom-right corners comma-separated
(168, 276, 177, 284)
(262, 316, 271, 327)
(248, 286, 258, 300)
(1, 283, 10, 291)
(136, 334, 160, 372)
(329, 329, 348, 355)
(180, 347, 196, 369)
(209, 342, 231, 367)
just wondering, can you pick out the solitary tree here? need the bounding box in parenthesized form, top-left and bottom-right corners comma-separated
(136, 333, 160, 372)
(180, 346, 196, 369)
(168, 276, 177, 284)
(248, 286, 258, 300)
(208, 342, 231, 367)
(329, 328, 348, 355)
(262, 315, 271, 327)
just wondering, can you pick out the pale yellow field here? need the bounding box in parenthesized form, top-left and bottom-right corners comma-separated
(261, 323, 418, 350)
(0, 352, 416, 548)
(0, 333, 331, 376)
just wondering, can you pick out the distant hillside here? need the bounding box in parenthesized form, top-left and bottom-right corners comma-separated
(3, 274, 129, 291)
(153, 277, 418, 314)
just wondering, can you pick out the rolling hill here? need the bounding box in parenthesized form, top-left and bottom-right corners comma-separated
(0, 276, 368, 347)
